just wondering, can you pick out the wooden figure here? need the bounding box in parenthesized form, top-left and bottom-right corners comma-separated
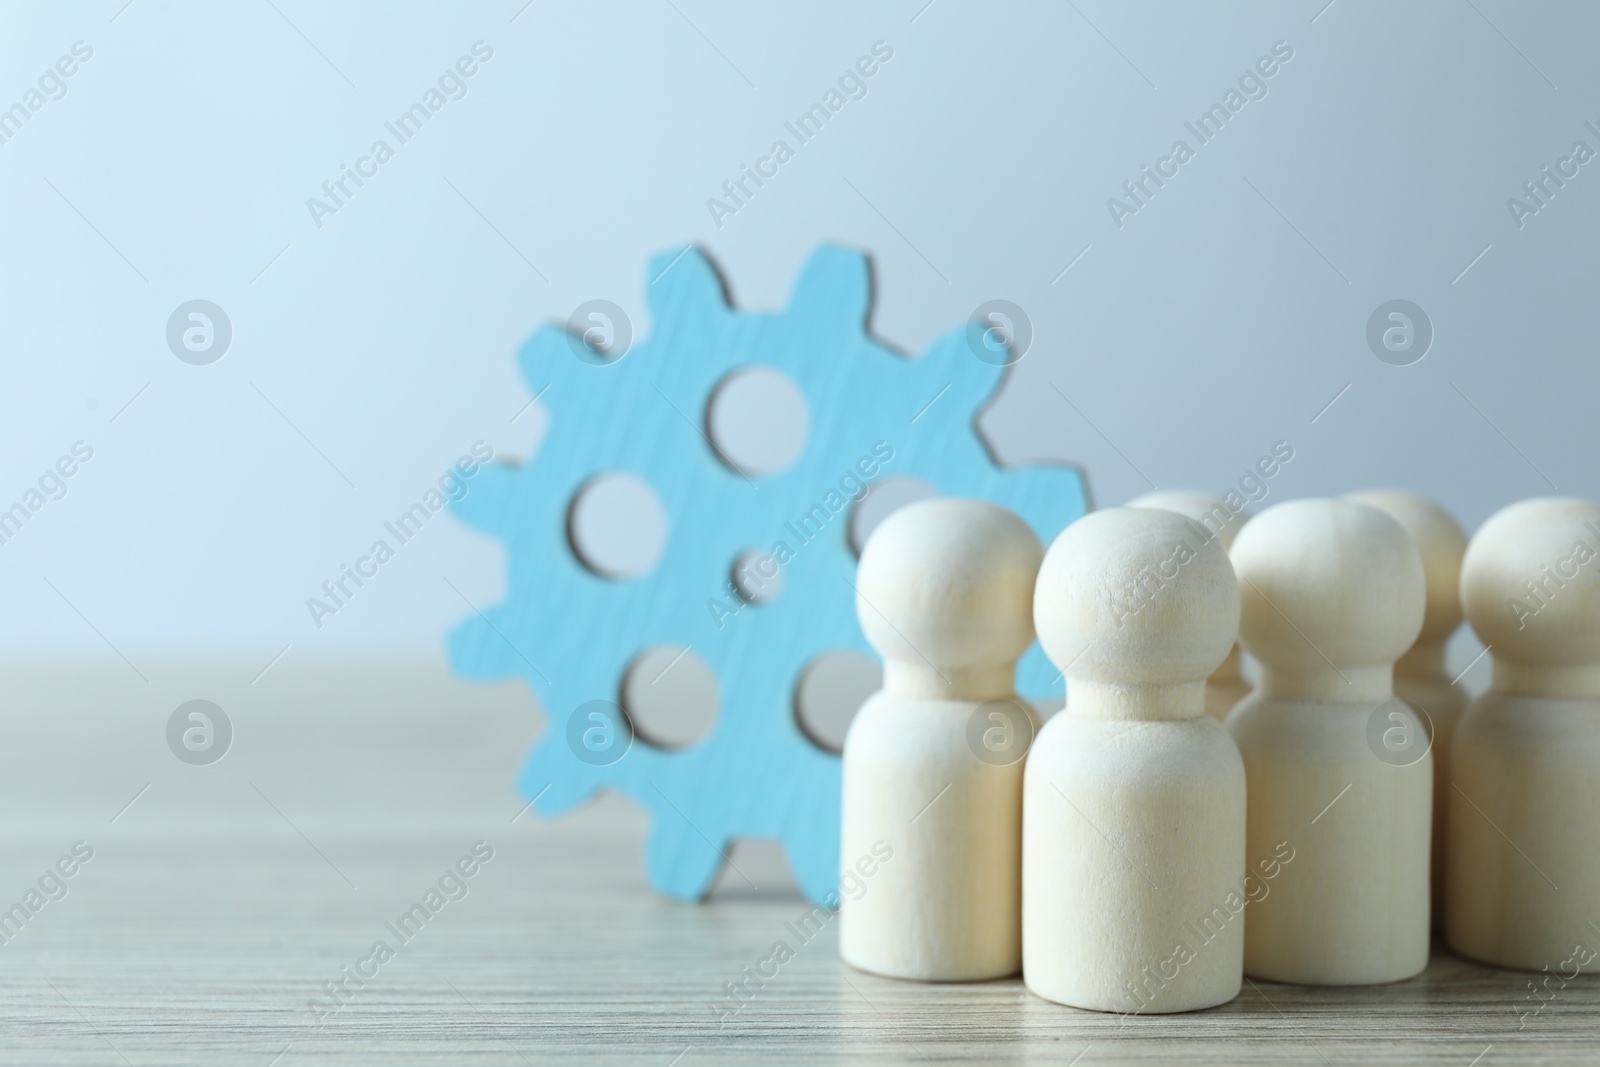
(1024, 507, 1245, 1013)
(840, 497, 1044, 981)
(1449, 497, 1600, 972)
(1128, 491, 1251, 721)
(1346, 490, 1468, 931)
(1227, 499, 1431, 985)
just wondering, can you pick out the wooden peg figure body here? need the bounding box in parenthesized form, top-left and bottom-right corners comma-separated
(1347, 490, 1469, 931)
(1449, 498, 1600, 972)
(1128, 491, 1252, 721)
(840, 499, 1044, 981)
(1024, 508, 1246, 1013)
(1227, 500, 1431, 985)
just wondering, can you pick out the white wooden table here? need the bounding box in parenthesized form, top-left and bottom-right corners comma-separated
(0, 660, 1588, 1065)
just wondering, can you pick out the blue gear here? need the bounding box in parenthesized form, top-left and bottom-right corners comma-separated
(448, 246, 1087, 905)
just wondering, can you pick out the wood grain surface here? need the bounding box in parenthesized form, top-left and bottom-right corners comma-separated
(0, 660, 1586, 1065)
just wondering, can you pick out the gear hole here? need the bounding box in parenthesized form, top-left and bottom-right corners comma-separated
(794, 650, 881, 754)
(622, 644, 719, 750)
(730, 548, 784, 605)
(705, 366, 810, 477)
(567, 471, 668, 580)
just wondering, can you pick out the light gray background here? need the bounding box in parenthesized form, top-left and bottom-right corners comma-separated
(1, 0, 1593, 672)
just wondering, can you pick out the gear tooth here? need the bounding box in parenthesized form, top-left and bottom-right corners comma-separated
(645, 245, 726, 320)
(647, 816, 731, 901)
(517, 326, 579, 393)
(449, 463, 521, 535)
(518, 748, 598, 815)
(782, 778, 842, 906)
(786, 245, 870, 334)
(447, 612, 525, 682)
(917, 328, 1005, 400)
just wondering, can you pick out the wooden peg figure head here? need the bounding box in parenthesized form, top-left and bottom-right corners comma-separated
(1126, 489, 1248, 550)
(855, 498, 1044, 701)
(1231, 500, 1424, 702)
(1346, 490, 1467, 647)
(1462, 497, 1600, 696)
(1034, 507, 1238, 719)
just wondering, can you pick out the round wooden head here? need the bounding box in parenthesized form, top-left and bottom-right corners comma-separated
(855, 498, 1044, 678)
(1127, 490, 1248, 551)
(1346, 490, 1467, 646)
(1033, 507, 1238, 688)
(1232, 499, 1424, 671)
(1461, 497, 1600, 667)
